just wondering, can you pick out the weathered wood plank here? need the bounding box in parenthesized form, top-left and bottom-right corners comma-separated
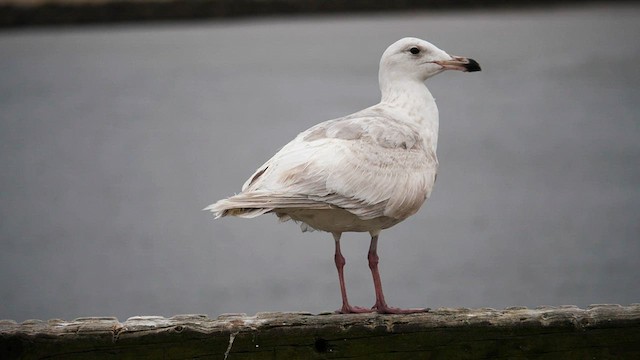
(2, 304, 639, 359)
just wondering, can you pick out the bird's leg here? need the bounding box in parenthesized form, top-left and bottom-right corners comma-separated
(333, 232, 373, 314)
(367, 232, 429, 314)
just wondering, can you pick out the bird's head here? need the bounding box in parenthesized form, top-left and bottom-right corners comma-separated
(379, 37, 481, 84)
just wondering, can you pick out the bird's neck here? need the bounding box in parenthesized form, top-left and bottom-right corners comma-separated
(379, 79, 440, 152)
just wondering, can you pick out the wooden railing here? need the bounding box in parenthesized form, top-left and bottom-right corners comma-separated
(2, 304, 639, 359)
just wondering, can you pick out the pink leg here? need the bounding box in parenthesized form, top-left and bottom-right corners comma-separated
(333, 233, 373, 314)
(367, 232, 429, 314)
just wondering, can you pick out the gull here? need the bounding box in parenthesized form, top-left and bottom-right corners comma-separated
(205, 37, 480, 314)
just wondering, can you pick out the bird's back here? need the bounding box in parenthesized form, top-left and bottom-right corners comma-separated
(205, 104, 438, 232)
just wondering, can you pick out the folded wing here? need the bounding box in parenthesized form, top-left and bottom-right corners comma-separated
(204, 114, 438, 221)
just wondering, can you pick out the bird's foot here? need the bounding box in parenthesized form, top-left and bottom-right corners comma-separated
(336, 304, 376, 314)
(372, 304, 430, 314)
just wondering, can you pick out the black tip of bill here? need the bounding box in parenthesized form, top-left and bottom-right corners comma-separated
(465, 58, 481, 72)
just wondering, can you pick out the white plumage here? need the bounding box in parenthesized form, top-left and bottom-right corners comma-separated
(205, 37, 480, 313)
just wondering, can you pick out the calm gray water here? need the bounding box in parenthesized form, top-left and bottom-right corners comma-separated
(1, 4, 639, 322)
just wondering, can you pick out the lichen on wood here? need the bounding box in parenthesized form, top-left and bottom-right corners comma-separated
(1, 304, 640, 359)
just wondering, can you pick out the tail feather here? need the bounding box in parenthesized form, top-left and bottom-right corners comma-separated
(203, 191, 332, 218)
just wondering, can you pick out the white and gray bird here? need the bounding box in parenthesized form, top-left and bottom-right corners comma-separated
(205, 37, 480, 314)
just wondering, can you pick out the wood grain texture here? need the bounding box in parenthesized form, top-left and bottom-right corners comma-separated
(2, 304, 639, 359)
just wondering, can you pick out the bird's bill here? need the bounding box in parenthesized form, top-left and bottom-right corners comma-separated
(433, 56, 481, 72)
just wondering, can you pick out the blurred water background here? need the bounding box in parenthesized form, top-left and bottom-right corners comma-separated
(1, 3, 639, 322)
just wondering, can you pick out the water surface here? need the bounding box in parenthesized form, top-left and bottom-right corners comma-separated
(1, 4, 639, 321)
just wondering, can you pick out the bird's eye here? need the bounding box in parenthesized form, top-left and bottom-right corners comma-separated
(409, 47, 420, 55)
